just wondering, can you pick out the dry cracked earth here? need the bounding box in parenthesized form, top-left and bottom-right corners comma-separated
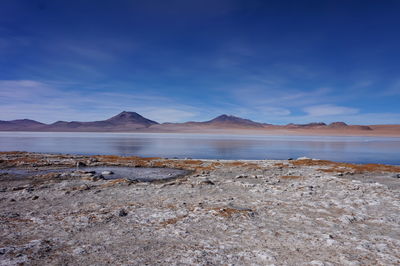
(1, 152, 400, 265)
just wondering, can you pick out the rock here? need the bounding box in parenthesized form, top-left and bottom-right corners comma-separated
(160, 181, 176, 188)
(118, 209, 128, 217)
(76, 161, 86, 168)
(394, 174, 400, 178)
(71, 171, 84, 177)
(87, 158, 99, 164)
(199, 179, 215, 185)
(82, 174, 103, 182)
(3, 212, 20, 218)
(11, 186, 28, 191)
(32, 195, 39, 200)
(74, 184, 90, 191)
(235, 174, 248, 179)
(73, 247, 86, 255)
(83, 171, 96, 175)
(101, 171, 114, 175)
(25, 187, 34, 192)
(34, 173, 61, 180)
(227, 204, 253, 212)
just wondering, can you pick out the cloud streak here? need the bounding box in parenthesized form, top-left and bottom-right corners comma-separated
(0, 79, 399, 125)
(303, 104, 359, 117)
(0, 80, 199, 123)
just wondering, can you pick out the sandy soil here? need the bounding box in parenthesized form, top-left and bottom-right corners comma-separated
(143, 125, 400, 137)
(1, 152, 400, 265)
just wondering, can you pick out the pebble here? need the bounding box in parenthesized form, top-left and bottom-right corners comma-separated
(118, 209, 128, 217)
(84, 171, 96, 175)
(76, 161, 87, 167)
(199, 179, 215, 185)
(73, 247, 86, 255)
(101, 171, 114, 175)
(77, 184, 90, 191)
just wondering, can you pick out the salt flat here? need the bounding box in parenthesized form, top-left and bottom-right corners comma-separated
(1, 152, 400, 265)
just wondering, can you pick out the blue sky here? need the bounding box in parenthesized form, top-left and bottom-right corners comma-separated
(0, 0, 400, 124)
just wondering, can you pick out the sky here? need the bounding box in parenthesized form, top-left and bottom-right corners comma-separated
(1, 0, 400, 124)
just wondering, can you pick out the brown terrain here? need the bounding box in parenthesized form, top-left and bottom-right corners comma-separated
(0, 111, 399, 136)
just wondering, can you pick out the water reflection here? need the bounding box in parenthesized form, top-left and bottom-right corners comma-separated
(107, 138, 146, 155)
(0, 132, 399, 164)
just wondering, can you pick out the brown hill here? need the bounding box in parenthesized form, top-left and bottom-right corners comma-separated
(0, 112, 158, 132)
(46, 111, 158, 131)
(0, 111, 399, 136)
(203, 114, 264, 128)
(284, 122, 327, 129)
(0, 119, 46, 131)
(105, 111, 158, 126)
(328, 122, 372, 130)
(328, 122, 348, 128)
(151, 114, 265, 131)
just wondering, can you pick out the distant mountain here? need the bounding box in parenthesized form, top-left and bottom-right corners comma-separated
(328, 122, 372, 130)
(0, 111, 392, 135)
(0, 111, 158, 132)
(284, 122, 327, 129)
(283, 121, 372, 131)
(0, 119, 45, 131)
(147, 114, 266, 132)
(157, 114, 265, 129)
(105, 111, 158, 126)
(328, 122, 348, 128)
(203, 114, 264, 128)
(46, 111, 158, 131)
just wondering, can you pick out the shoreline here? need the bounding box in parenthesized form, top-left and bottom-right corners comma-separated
(1, 127, 400, 137)
(1, 152, 400, 265)
(1, 150, 400, 166)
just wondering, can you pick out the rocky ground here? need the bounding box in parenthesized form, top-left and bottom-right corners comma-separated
(0, 152, 400, 265)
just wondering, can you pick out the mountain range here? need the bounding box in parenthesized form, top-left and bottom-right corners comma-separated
(0, 111, 399, 136)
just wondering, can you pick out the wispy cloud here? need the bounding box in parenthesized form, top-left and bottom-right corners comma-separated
(303, 104, 359, 117)
(383, 80, 400, 96)
(0, 80, 199, 123)
(230, 85, 332, 107)
(140, 107, 198, 123)
(63, 45, 116, 62)
(1, 79, 399, 125)
(254, 106, 291, 116)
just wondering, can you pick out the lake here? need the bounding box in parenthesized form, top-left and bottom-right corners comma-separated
(0, 132, 399, 165)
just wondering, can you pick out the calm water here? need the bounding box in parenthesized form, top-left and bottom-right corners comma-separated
(0, 132, 399, 164)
